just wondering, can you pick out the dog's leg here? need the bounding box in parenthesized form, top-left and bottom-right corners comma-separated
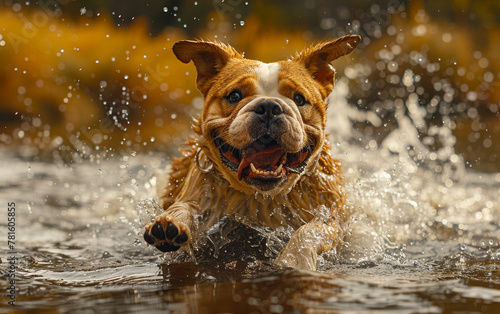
(274, 218, 342, 271)
(143, 201, 196, 252)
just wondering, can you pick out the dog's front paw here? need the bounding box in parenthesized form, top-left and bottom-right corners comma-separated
(143, 214, 191, 252)
(274, 245, 318, 271)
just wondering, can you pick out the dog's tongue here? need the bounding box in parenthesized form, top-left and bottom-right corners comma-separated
(237, 144, 285, 180)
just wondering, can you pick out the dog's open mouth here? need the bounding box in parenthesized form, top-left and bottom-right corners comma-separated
(212, 132, 313, 183)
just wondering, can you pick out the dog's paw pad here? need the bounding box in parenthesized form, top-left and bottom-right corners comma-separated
(175, 232, 189, 244)
(143, 216, 190, 253)
(151, 222, 166, 240)
(166, 222, 178, 239)
(143, 230, 156, 245)
(156, 242, 181, 252)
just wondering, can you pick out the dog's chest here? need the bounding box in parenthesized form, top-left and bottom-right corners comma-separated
(197, 180, 318, 230)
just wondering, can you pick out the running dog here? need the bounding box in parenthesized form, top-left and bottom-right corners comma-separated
(144, 36, 360, 270)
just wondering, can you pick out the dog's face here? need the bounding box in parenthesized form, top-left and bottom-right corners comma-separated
(173, 36, 360, 196)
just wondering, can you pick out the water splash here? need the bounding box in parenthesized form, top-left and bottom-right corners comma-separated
(328, 78, 499, 266)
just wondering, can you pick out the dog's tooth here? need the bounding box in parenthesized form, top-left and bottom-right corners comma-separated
(250, 163, 257, 173)
(280, 154, 287, 164)
(263, 171, 269, 176)
(276, 164, 283, 174)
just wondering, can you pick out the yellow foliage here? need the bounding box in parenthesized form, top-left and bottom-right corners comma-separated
(0, 9, 196, 154)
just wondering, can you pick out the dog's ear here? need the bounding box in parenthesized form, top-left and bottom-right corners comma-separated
(173, 40, 242, 96)
(296, 35, 361, 95)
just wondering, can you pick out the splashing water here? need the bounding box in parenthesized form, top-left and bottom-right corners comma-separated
(329, 79, 499, 267)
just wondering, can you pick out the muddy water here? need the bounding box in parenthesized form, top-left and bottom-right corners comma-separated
(1, 84, 500, 312)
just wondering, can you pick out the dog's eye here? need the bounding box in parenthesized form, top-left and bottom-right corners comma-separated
(293, 93, 307, 106)
(227, 90, 243, 104)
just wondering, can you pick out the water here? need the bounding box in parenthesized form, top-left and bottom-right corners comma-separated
(1, 77, 499, 312)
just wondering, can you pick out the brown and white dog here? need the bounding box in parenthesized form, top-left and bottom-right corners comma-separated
(144, 36, 361, 270)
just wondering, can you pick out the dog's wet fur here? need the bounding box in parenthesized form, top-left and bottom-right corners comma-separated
(144, 36, 361, 270)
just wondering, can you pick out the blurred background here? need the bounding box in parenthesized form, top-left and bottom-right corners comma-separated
(0, 0, 499, 171)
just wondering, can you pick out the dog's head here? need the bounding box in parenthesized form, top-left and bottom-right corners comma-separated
(173, 36, 360, 196)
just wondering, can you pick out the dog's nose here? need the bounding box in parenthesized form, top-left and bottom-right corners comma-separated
(254, 100, 282, 121)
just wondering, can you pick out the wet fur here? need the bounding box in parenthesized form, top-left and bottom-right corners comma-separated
(147, 36, 360, 270)
(159, 135, 345, 269)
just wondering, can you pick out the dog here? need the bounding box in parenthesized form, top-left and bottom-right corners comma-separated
(143, 35, 361, 270)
